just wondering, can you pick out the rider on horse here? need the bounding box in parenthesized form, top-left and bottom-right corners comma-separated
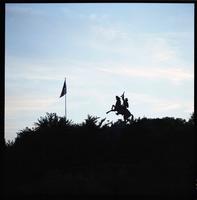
(121, 92, 129, 110)
(106, 92, 134, 122)
(111, 96, 121, 115)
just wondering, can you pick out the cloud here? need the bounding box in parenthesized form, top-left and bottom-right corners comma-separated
(89, 13, 109, 22)
(5, 94, 58, 141)
(6, 5, 45, 17)
(5, 95, 56, 116)
(98, 64, 193, 84)
(153, 102, 181, 112)
(5, 56, 82, 82)
(5, 56, 114, 87)
(145, 37, 177, 63)
(87, 21, 193, 70)
(153, 101, 193, 114)
(126, 92, 193, 115)
(91, 24, 129, 42)
(60, 7, 110, 24)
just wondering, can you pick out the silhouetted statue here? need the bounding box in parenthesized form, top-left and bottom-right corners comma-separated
(111, 96, 121, 115)
(106, 92, 134, 123)
(121, 92, 129, 110)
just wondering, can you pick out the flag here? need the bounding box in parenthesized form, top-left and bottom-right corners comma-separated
(60, 78, 67, 98)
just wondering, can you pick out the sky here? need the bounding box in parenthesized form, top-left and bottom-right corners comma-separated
(5, 3, 194, 141)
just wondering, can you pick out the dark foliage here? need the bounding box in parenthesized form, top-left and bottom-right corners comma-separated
(4, 113, 195, 197)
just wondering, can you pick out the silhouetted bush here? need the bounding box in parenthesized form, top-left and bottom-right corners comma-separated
(5, 112, 195, 197)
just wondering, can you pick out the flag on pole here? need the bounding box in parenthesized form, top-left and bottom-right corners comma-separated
(60, 78, 67, 98)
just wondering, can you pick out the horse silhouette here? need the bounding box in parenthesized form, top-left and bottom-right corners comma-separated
(106, 93, 134, 123)
(106, 106, 133, 123)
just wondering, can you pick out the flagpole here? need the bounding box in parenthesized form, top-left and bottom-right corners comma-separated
(65, 77, 67, 120)
(60, 77, 67, 119)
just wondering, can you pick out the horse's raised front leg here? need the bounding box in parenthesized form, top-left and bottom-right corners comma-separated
(106, 109, 115, 114)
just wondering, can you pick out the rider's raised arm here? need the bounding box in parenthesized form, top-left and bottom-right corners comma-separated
(121, 92, 125, 101)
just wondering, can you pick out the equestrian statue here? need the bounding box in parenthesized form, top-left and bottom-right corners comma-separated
(106, 92, 134, 123)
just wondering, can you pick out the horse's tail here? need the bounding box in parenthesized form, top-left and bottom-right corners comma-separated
(123, 109, 131, 122)
(125, 110, 134, 123)
(125, 109, 131, 118)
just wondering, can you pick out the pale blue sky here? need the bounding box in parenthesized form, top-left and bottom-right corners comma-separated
(5, 3, 194, 141)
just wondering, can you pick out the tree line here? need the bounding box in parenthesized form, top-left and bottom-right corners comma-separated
(4, 113, 195, 197)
